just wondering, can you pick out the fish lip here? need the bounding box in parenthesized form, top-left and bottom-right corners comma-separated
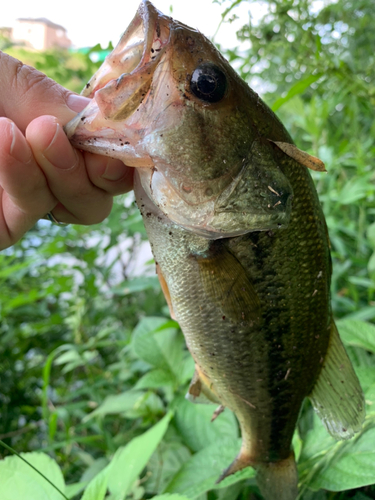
(65, 1, 171, 144)
(82, 1, 167, 99)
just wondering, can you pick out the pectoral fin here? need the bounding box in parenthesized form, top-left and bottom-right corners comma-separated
(156, 263, 176, 320)
(195, 243, 260, 323)
(186, 367, 221, 405)
(270, 140, 326, 172)
(309, 321, 365, 439)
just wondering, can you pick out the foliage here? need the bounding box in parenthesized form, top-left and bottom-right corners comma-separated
(1, 0, 374, 499)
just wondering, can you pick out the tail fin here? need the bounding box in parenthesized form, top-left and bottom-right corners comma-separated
(217, 449, 298, 500)
(255, 453, 298, 500)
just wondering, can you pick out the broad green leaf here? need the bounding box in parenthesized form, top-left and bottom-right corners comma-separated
(80, 458, 109, 484)
(83, 391, 145, 421)
(337, 319, 375, 353)
(214, 482, 244, 500)
(164, 438, 254, 498)
(367, 223, 375, 246)
(145, 441, 191, 494)
(308, 427, 375, 491)
(65, 482, 87, 499)
(173, 396, 238, 452)
(107, 412, 173, 496)
(135, 369, 174, 390)
(132, 317, 184, 377)
(0, 452, 65, 500)
(152, 495, 192, 500)
(81, 466, 109, 500)
(131, 317, 176, 368)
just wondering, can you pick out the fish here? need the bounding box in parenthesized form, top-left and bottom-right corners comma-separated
(64, 2, 365, 499)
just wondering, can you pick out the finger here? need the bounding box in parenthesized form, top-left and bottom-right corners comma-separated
(26, 115, 114, 225)
(84, 152, 134, 195)
(0, 52, 134, 196)
(0, 52, 90, 132)
(0, 118, 56, 249)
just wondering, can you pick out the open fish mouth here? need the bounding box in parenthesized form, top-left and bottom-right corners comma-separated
(64, 1, 170, 164)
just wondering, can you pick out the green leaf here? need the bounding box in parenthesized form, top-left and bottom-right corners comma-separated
(80, 414, 173, 499)
(135, 369, 174, 390)
(164, 438, 254, 498)
(65, 482, 87, 499)
(343, 307, 375, 322)
(83, 391, 145, 421)
(107, 412, 173, 496)
(337, 319, 375, 353)
(152, 495, 192, 500)
(367, 223, 375, 246)
(272, 74, 323, 111)
(145, 442, 191, 494)
(333, 176, 372, 205)
(0, 452, 65, 500)
(308, 427, 375, 491)
(131, 317, 184, 376)
(173, 396, 238, 452)
(81, 466, 108, 500)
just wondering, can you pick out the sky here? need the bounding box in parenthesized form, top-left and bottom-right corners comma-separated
(2, 0, 257, 50)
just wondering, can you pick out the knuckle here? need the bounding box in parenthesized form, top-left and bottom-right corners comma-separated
(0, 52, 67, 120)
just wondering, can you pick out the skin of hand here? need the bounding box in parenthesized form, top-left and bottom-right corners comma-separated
(0, 51, 134, 251)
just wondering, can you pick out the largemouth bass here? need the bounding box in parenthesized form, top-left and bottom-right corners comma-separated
(65, 2, 365, 498)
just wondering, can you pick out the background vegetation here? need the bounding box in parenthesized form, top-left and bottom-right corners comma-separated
(1, 0, 374, 498)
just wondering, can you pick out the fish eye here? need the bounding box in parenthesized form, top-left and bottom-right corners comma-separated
(190, 63, 227, 103)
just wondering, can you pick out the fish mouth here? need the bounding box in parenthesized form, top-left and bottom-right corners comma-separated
(64, 0, 170, 163)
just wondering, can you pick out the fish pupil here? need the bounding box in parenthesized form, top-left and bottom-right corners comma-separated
(190, 63, 227, 103)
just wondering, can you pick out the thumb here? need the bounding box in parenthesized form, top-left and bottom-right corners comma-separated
(0, 51, 89, 133)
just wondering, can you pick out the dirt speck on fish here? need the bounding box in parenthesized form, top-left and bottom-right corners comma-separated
(65, 2, 365, 498)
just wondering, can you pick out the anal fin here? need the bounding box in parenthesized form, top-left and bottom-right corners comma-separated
(309, 320, 365, 439)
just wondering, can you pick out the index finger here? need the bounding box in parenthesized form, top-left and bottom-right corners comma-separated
(0, 51, 89, 132)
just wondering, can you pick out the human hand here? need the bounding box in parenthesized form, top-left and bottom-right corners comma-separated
(0, 51, 134, 251)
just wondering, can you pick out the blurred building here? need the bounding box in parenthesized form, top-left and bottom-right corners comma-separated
(12, 18, 71, 51)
